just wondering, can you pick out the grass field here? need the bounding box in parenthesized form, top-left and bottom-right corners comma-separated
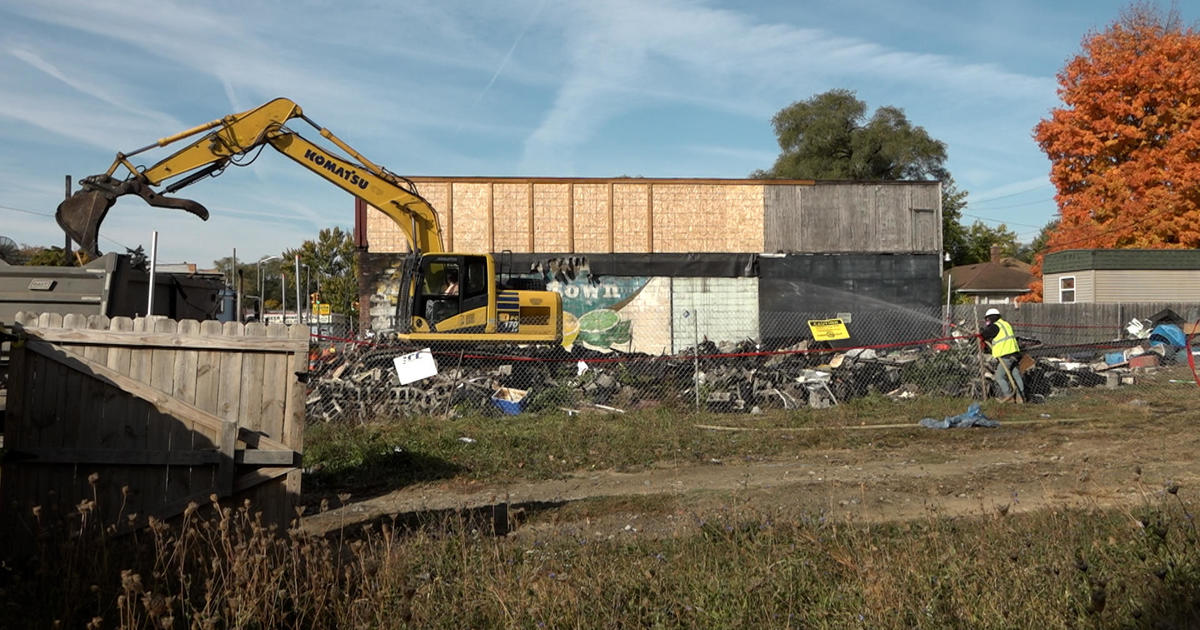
(3, 377, 1199, 628)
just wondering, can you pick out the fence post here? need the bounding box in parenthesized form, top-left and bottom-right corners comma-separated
(688, 309, 700, 410)
(973, 305, 989, 401)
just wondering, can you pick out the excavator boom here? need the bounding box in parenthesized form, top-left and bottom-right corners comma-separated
(54, 97, 563, 345)
(56, 97, 442, 257)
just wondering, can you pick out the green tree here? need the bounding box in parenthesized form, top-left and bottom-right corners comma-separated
(753, 89, 948, 181)
(941, 178, 971, 266)
(284, 227, 359, 320)
(960, 221, 1019, 264)
(25, 246, 75, 266)
(754, 89, 963, 263)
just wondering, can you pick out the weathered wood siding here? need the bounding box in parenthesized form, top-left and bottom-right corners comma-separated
(952, 302, 1200, 347)
(1, 313, 307, 551)
(763, 182, 941, 253)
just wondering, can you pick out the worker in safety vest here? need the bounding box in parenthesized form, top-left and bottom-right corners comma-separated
(981, 307, 1025, 402)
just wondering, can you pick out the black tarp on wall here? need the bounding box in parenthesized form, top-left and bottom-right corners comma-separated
(358, 251, 946, 344)
(758, 253, 943, 345)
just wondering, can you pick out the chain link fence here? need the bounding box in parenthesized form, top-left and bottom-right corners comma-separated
(304, 303, 1199, 423)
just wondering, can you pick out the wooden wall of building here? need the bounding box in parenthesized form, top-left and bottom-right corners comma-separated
(763, 181, 941, 253)
(364, 177, 941, 256)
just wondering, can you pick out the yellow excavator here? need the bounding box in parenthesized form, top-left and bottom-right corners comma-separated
(56, 98, 562, 344)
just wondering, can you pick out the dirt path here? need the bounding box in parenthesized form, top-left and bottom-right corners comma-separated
(302, 414, 1200, 539)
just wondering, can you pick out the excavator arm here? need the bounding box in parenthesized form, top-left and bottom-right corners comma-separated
(57, 97, 443, 257)
(56, 97, 563, 345)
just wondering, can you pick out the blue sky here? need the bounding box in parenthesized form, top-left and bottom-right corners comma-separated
(0, 0, 1190, 264)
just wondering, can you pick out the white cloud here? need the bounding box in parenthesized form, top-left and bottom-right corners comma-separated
(0, 45, 184, 150)
(0, 0, 1130, 256)
(8, 47, 180, 127)
(518, 0, 1055, 172)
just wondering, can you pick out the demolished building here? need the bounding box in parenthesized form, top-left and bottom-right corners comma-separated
(353, 177, 944, 351)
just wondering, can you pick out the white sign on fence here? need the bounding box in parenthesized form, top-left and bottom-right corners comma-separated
(393, 348, 438, 385)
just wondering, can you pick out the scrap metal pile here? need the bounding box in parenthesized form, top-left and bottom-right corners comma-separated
(304, 310, 1192, 422)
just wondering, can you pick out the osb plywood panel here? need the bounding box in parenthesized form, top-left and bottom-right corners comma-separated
(613, 183, 651, 252)
(452, 183, 491, 253)
(493, 183, 532, 253)
(652, 184, 762, 252)
(417, 183, 452, 251)
(367, 182, 452, 253)
(366, 204, 411, 254)
(533, 184, 571, 251)
(574, 183, 611, 252)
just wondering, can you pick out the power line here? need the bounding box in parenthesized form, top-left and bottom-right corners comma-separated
(969, 182, 1053, 205)
(1037, 204, 1180, 254)
(0, 202, 134, 251)
(960, 212, 1048, 229)
(0, 203, 52, 217)
(967, 196, 1056, 211)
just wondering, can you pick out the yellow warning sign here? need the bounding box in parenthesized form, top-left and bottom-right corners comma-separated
(318, 303, 331, 316)
(807, 318, 850, 341)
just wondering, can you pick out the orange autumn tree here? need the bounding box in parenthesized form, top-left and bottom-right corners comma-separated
(1025, 4, 1200, 301)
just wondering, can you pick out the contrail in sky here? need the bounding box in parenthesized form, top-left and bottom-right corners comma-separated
(458, 0, 547, 132)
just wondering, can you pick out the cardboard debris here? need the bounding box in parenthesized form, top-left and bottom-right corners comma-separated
(491, 387, 528, 415)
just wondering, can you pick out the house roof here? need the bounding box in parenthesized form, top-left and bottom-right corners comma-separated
(1043, 249, 1200, 274)
(946, 258, 1034, 293)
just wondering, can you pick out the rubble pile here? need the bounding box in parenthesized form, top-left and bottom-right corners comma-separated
(304, 311, 1192, 422)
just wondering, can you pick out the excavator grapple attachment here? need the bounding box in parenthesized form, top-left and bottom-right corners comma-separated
(56, 175, 211, 257)
(56, 190, 114, 258)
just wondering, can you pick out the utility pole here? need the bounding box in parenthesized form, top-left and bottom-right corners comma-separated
(233, 247, 241, 323)
(146, 231, 159, 316)
(256, 255, 281, 320)
(64, 176, 73, 259)
(294, 254, 302, 328)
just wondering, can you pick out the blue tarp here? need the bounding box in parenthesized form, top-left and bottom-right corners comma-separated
(1150, 324, 1187, 349)
(919, 403, 1000, 429)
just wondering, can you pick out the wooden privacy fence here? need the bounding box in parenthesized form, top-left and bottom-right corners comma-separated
(1, 313, 308, 547)
(950, 302, 1200, 347)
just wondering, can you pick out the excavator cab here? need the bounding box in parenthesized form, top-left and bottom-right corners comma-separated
(412, 254, 492, 333)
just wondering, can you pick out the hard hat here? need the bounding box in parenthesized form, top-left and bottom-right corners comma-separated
(985, 308, 1001, 317)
